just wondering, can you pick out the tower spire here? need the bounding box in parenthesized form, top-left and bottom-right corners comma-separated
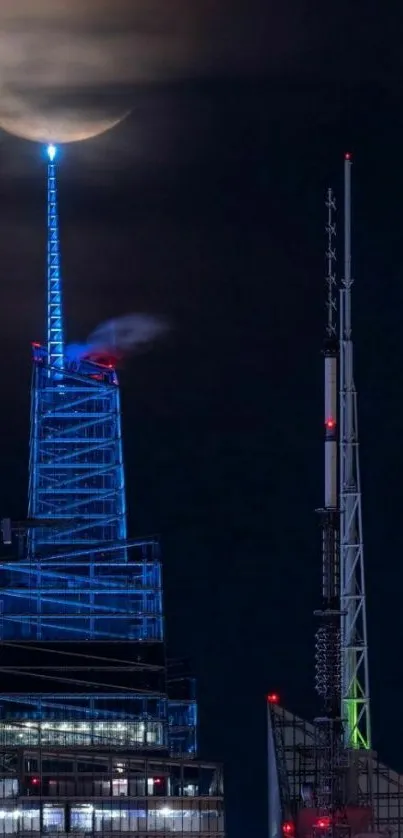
(339, 153, 371, 750)
(313, 187, 342, 825)
(46, 144, 64, 371)
(325, 187, 337, 339)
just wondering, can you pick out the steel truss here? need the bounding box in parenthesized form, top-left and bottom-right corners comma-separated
(339, 157, 370, 751)
(268, 702, 402, 837)
(28, 351, 127, 554)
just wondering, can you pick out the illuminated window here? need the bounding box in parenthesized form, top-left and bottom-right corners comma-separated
(0, 720, 163, 749)
(112, 779, 128, 797)
(71, 806, 93, 832)
(42, 805, 65, 832)
(0, 780, 18, 799)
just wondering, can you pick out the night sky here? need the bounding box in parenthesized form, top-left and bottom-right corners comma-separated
(0, 3, 403, 836)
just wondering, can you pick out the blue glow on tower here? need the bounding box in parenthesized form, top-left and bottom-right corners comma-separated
(0, 148, 167, 750)
(0, 147, 197, 758)
(47, 143, 57, 162)
(47, 144, 64, 372)
(28, 148, 127, 555)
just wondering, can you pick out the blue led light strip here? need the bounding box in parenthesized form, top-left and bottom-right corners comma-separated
(47, 146, 64, 372)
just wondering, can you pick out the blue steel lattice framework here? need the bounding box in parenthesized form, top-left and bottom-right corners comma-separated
(0, 144, 197, 760)
(47, 143, 64, 372)
(28, 143, 127, 554)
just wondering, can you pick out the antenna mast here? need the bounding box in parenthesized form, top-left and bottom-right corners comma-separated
(339, 154, 371, 750)
(314, 187, 343, 829)
(325, 189, 337, 340)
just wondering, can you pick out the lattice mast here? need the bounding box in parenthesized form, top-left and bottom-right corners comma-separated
(28, 144, 128, 554)
(314, 188, 343, 827)
(339, 154, 371, 750)
(47, 144, 64, 373)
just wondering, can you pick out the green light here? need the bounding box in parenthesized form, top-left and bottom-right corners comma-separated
(344, 692, 370, 750)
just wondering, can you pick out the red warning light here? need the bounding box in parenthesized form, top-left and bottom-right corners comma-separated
(31, 777, 40, 785)
(282, 821, 295, 836)
(344, 152, 352, 160)
(325, 417, 336, 430)
(32, 342, 41, 348)
(267, 693, 280, 704)
(314, 817, 331, 830)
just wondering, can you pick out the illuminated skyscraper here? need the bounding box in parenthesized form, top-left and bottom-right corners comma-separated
(0, 145, 224, 837)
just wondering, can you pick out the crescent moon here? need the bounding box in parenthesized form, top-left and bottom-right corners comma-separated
(0, 92, 128, 144)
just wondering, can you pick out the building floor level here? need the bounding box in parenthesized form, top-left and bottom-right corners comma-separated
(0, 748, 224, 835)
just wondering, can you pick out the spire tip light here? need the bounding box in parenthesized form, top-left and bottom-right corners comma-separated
(47, 144, 57, 162)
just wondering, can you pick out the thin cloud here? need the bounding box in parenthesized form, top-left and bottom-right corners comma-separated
(0, 0, 303, 89)
(0, 0, 335, 145)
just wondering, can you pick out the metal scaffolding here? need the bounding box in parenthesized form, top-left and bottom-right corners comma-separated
(268, 701, 403, 838)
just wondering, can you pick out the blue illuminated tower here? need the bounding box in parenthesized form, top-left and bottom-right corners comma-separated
(0, 145, 197, 761)
(0, 143, 225, 838)
(46, 144, 64, 372)
(28, 143, 127, 554)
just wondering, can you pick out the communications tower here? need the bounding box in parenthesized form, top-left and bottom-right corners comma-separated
(313, 184, 343, 825)
(267, 157, 380, 838)
(339, 154, 371, 752)
(0, 145, 224, 837)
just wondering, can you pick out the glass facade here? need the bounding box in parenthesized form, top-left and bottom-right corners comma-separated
(0, 752, 224, 836)
(0, 721, 164, 748)
(0, 530, 171, 752)
(0, 801, 225, 834)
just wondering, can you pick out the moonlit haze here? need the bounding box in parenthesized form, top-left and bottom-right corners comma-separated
(0, 0, 283, 144)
